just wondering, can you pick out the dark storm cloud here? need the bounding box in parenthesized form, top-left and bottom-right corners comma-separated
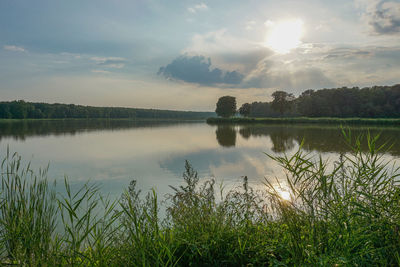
(158, 55, 244, 85)
(368, 1, 400, 35)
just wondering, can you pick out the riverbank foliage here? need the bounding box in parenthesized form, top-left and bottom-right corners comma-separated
(0, 133, 399, 266)
(0, 101, 214, 120)
(239, 84, 400, 118)
(207, 116, 400, 126)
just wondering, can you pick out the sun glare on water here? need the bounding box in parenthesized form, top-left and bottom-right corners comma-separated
(279, 190, 291, 201)
(265, 19, 304, 54)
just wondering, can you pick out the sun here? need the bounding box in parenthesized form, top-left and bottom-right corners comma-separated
(265, 19, 304, 54)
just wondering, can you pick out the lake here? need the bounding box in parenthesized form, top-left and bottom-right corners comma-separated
(0, 119, 399, 199)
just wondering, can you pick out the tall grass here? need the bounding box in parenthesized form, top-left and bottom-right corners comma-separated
(0, 150, 57, 266)
(0, 132, 399, 266)
(265, 130, 400, 265)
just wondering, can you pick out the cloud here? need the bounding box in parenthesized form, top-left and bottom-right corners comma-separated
(60, 52, 81, 59)
(243, 63, 335, 92)
(291, 44, 400, 88)
(185, 29, 257, 55)
(3, 45, 26, 52)
(91, 69, 111, 74)
(358, 0, 400, 35)
(158, 55, 244, 86)
(158, 53, 335, 91)
(90, 56, 127, 68)
(187, 3, 208, 14)
(245, 20, 257, 30)
(183, 29, 271, 73)
(323, 47, 374, 59)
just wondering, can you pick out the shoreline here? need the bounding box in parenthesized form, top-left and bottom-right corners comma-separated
(206, 117, 400, 126)
(0, 118, 207, 122)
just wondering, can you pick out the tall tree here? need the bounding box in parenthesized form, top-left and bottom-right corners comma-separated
(271, 91, 295, 115)
(215, 96, 236, 118)
(238, 103, 251, 117)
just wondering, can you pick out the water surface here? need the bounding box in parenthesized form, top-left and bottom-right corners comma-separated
(0, 120, 399, 198)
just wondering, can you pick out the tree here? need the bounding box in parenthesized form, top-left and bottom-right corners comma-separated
(271, 91, 295, 115)
(238, 103, 251, 117)
(215, 96, 236, 118)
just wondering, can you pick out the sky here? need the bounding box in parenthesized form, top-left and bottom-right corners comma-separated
(1, 0, 400, 111)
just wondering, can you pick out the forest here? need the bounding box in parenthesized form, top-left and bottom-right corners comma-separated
(0, 101, 214, 120)
(239, 84, 400, 118)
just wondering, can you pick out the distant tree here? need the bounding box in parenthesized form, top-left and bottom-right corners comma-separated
(238, 103, 251, 117)
(215, 96, 236, 118)
(271, 91, 295, 115)
(10, 100, 28, 119)
(0, 101, 213, 119)
(297, 89, 315, 116)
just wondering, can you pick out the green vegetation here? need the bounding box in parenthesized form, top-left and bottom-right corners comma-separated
(0, 133, 399, 266)
(238, 103, 251, 117)
(237, 84, 400, 118)
(215, 96, 236, 118)
(0, 100, 214, 120)
(207, 116, 400, 125)
(271, 91, 295, 115)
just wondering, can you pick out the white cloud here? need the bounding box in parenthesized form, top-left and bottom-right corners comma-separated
(182, 29, 271, 74)
(245, 20, 257, 30)
(3, 45, 26, 52)
(90, 56, 127, 69)
(90, 56, 126, 62)
(195, 3, 208, 10)
(60, 52, 81, 59)
(91, 69, 111, 74)
(184, 29, 260, 55)
(264, 20, 274, 27)
(187, 3, 208, 14)
(356, 0, 400, 35)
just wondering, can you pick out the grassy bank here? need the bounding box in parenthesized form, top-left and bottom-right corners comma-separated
(207, 116, 400, 125)
(0, 132, 399, 266)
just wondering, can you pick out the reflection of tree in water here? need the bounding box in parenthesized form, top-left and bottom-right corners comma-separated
(235, 124, 400, 156)
(238, 127, 251, 140)
(237, 125, 295, 152)
(269, 130, 295, 153)
(0, 120, 196, 141)
(215, 125, 236, 147)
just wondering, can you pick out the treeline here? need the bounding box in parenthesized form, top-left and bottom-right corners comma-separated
(239, 84, 400, 118)
(0, 101, 214, 120)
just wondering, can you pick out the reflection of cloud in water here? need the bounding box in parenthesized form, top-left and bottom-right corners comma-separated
(159, 142, 296, 187)
(1, 121, 399, 203)
(159, 148, 246, 179)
